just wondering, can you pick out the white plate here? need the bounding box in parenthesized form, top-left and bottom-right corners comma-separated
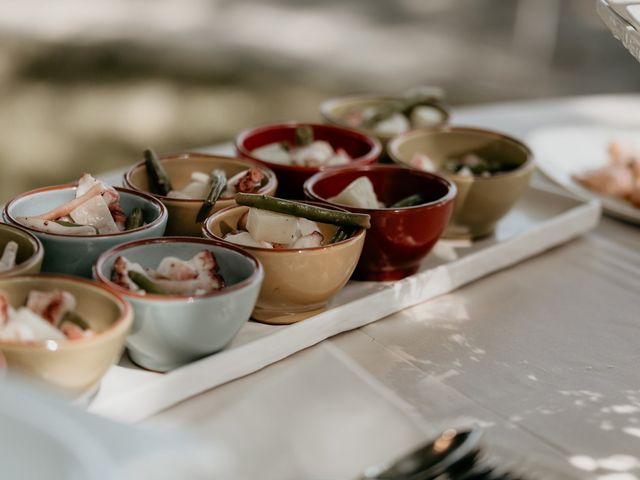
(528, 125, 640, 224)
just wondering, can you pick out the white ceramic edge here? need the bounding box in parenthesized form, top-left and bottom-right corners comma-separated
(88, 187, 601, 423)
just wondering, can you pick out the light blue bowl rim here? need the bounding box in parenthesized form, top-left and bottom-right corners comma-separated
(3, 184, 168, 239)
(93, 236, 263, 302)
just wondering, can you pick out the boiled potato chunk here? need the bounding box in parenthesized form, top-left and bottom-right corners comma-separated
(246, 208, 299, 244)
(329, 176, 380, 209)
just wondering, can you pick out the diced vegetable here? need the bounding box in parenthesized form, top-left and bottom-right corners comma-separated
(328, 177, 380, 209)
(70, 195, 119, 234)
(224, 231, 273, 249)
(251, 143, 291, 165)
(128, 271, 168, 295)
(246, 208, 300, 244)
(235, 194, 371, 229)
(295, 126, 314, 146)
(0, 241, 18, 273)
(290, 231, 324, 249)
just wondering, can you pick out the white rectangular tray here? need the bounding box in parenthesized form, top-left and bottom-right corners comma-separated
(89, 186, 600, 423)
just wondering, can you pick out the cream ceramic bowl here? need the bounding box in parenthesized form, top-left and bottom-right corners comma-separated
(0, 275, 132, 396)
(124, 153, 278, 236)
(203, 205, 366, 325)
(389, 126, 535, 239)
(0, 223, 44, 277)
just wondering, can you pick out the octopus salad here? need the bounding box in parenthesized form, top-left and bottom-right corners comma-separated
(112, 250, 225, 296)
(0, 289, 93, 342)
(16, 174, 144, 235)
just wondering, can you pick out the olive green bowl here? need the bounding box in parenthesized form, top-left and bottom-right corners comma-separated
(320, 94, 449, 147)
(389, 126, 536, 239)
(0, 223, 44, 277)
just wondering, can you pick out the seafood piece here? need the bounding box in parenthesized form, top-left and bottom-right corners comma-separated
(114, 250, 224, 296)
(167, 168, 265, 201)
(0, 241, 19, 273)
(630, 179, 640, 207)
(38, 183, 104, 221)
(70, 195, 119, 234)
(574, 165, 634, 198)
(223, 232, 273, 249)
(290, 231, 324, 249)
(410, 153, 437, 173)
(77, 173, 119, 206)
(15, 218, 98, 236)
(0, 289, 90, 342)
(26, 290, 76, 325)
(328, 177, 381, 209)
(225, 168, 266, 196)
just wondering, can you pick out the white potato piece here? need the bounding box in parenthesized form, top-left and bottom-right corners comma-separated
(290, 231, 324, 249)
(373, 113, 410, 137)
(297, 218, 321, 237)
(224, 231, 273, 249)
(251, 143, 291, 165)
(329, 176, 380, 209)
(190, 171, 210, 183)
(246, 208, 299, 244)
(410, 106, 443, 127)
(0, 241, 18, 272)
(179, 181, 210, 199)
(292, 141, 335, 167)
(410, 153, 437, 173)
(70, 195, 119, 234)
(2, 307, 65, 341)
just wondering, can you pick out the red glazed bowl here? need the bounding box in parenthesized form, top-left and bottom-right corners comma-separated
(235, 122, 382, 199)
(304, 165, 456, 281)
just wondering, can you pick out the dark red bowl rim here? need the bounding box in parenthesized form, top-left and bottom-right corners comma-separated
(123, 153, 278, 203)
(93, 236, 264, 301)
(202, 203, 366, 253)
(234, 121, 383, 173)
(303, 164, 457, 213)
(388, 125, 536, 181)
(0, 273, 132, 349)
(4, 184, 168, 239)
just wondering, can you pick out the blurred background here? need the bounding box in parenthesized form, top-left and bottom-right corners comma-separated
(0, 0, 638, 202)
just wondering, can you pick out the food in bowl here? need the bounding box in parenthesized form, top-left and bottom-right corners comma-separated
(573, 140, 640, 207)
(112, 249, 224, 296)
(0, 289, 92, 341)
(225, 193, 370, 250)
(329, 176, 429, 209)
(250, 126, 351, 167)
(0, 242, 18, 273)
(411, 151, 523, 178)
(15, 173, 145, 235)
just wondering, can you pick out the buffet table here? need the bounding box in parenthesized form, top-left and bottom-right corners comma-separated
(102, 95, 640, 479)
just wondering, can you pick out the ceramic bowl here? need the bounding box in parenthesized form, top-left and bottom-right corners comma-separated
(123, 153, 277, 236)
(3, 185, 168, 278)
(388, 126, 535, 239)
(235, 122, 382, 199)
(304, 165, 456, 281)
(0, 223, 44, 277)
(94, 237, 263, 372)
(0, 274, 132, 396)
(203, 205, 366, 324)
(320, 94, 449, 146)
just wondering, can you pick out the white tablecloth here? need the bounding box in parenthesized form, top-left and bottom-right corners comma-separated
(139, 95, 640, 480)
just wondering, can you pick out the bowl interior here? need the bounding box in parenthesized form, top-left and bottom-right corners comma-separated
(0, 225, 38, 268)
(205, 206, 341, 247)
(240, 124, 375, 160)
(7, 187, 163, 232)
(0, 276, 124, 335)
(392, 129, 531, 176)
(126, 154, 274, 199)
(308, 167, 452, 208)
(98, 240, 258, 293)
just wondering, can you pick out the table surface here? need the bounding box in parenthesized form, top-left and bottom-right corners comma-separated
(117, 95, 640, 480)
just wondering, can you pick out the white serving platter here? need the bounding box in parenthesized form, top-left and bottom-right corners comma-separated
(528, 124, 640, 224)
(88, 186, 600, 423)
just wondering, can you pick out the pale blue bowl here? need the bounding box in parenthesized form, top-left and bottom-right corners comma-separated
(93, 237, 263, 371)
(3, 184, 168, 278)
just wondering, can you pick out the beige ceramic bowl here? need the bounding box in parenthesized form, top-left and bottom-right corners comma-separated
(124, 153, 278, 236)
(0, 223, 43, 277)
(389, 126, 535, 239)
(203, 205, 365, 324)
(320, 94, 449, 147)
(0, 275, 132, 396)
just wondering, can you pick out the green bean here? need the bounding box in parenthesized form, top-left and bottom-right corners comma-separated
(128, 271, 167, 295)
(390, 194, 426, 208)
(125, 208, 144, 230)
(196, 169, 227, 223)
(294, 126, 314, 146)
(235, 194, 371, 229)
(329, 227, 355, 244)
(143, 148, 172, 195)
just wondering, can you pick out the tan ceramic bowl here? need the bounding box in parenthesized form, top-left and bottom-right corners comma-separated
(203, 205, 365, 325)
(0, 223, 43, 277)
(320, 94, 449, 146)
(389, 126, 535, 239)
(124, 153, 278, 236)
(0, 275, 132, 396)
